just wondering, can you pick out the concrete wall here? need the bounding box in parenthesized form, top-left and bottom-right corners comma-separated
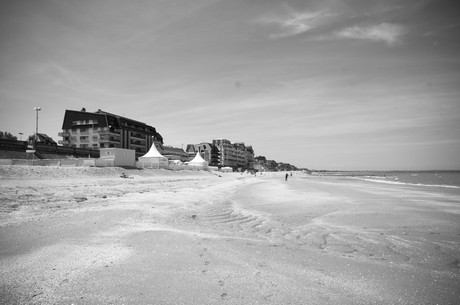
(99, 148, 135, 167)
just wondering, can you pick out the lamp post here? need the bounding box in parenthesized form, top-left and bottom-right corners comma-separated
(33, 107, 41, 145)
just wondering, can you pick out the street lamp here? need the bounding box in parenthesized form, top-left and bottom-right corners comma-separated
(34, 107, 41, 145)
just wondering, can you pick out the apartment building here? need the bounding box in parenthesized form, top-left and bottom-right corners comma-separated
(212, 138, 254, 170)
(212, 139, 236, 168)
(245, 145, 255, 170)
(158, 144, 190, 161)
(185, 143, 220, 166)
(59, 109, 163, 157)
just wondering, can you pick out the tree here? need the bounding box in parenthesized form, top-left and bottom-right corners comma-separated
(254, 155, 299, 172)
(264, 160, 278, 171)
(255, 156, 267, 162)
(0, 131, 17, 141)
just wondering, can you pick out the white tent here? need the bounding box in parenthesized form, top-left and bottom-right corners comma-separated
(188, 152, 208, 168)
(138, 143, 168, 169)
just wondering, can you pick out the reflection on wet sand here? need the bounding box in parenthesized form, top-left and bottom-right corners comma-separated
(187, 175, 460, 304)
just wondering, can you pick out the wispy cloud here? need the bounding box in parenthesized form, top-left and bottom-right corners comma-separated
(40, 61, 140, 98)
(258, 8, 332, 39)
(335, 23, 407, 46)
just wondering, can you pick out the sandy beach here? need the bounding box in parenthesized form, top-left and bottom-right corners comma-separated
(1, 165, 459, 304)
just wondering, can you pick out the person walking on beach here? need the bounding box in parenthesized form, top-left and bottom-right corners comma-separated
(285, 173, 289, 181)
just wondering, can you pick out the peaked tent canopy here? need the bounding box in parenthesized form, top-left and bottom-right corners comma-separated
(140, 143, 165, 158)
(138, 143, 168, 168)
(189, 152, 208, 167)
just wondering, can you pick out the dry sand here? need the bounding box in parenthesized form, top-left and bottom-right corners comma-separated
(1, 165, 459, 304)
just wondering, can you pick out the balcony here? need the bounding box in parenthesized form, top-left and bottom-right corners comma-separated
(58, 140, 70, 145)
(98, 129, 121, 137)
(100, 136, 120, 144)
(129, 141, 145, 148)
(58, 131, 70, 137)
(130, 133, 145, 140)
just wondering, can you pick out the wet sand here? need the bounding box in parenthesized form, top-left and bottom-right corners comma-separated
(1, 166, 459, 304)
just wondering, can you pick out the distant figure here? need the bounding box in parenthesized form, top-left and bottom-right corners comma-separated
(285, 173, 289, 181)
(120, 172, 128, 178)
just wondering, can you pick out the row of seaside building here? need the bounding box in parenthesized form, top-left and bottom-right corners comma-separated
(58, 108, 255, 170)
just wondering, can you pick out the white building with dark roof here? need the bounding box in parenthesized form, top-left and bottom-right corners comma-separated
(59, 108, 163, 158)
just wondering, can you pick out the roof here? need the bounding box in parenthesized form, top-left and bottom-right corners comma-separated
(29, 133, 57, 145)
(61, 110, 108, 129)
(95, 109, 148, 126)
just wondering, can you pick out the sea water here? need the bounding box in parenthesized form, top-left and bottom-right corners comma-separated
(317, 171, 460, 188)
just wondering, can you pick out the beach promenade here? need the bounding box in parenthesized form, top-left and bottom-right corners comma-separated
(1, 166, 459, 304)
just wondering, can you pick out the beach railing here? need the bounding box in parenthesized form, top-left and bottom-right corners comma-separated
(0, 158, 96, 167)
(1, 158, 216, 172)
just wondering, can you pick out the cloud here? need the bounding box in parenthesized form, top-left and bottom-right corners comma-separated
(258, 9, 332, 39)
(40, 62, 140, 98)
(335, 23, 407, 46)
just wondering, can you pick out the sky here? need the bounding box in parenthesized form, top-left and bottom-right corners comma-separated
(1, 0, 460, 170)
